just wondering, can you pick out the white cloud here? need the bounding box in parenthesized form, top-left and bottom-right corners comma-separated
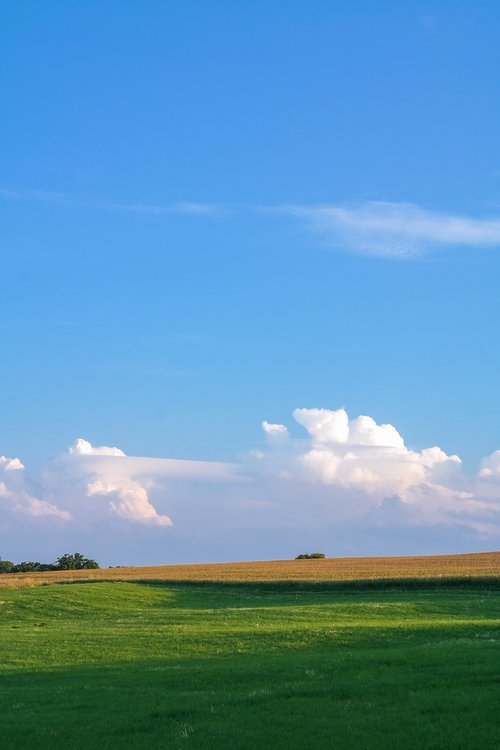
(249, 408, 498, 546)
(86, 478, 172, 527)
(262, 421, 288, 435)
(69, 438, 126, 457)
(293, 407, 350, 444)
(262, 421, 289, 448)
(349, 415, 405, 449)
(0, 455, 25, 471)
(59, 439, 178, 526)
(285, 202, 500, 258)
(265, 407, 463, 501)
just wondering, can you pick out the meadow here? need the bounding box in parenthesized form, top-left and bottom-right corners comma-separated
(1, 559, 500, 749)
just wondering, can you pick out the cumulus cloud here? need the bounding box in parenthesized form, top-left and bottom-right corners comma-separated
(285, 202, 500, 258)
(251, 407, 499, 536)
(258, 409, 461, 502)
(86, 478, 172, 527)
(69, 438, 126, 457)
(61, 438, 174, 526)
(287, 407, 461, 494)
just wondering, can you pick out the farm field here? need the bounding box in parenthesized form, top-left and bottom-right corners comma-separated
(1, 550, 500, 589)
(1, 578, 500, 749)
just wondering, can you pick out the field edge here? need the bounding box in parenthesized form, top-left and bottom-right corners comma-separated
(1, 550, 499, 590)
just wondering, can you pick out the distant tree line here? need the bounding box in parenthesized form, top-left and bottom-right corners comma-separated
(295, 552, 326, 560)
(0, 552, 99, 574)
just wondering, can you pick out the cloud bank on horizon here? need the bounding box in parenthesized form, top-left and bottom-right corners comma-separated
(2, 406, 500, 565)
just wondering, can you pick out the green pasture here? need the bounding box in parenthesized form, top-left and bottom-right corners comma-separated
(1, 581, 499, 749)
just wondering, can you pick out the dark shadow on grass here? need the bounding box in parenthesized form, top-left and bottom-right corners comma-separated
(95, 576, 500, 617)
(2, 621, 500, 750)
(45, 576, 500, 612)
(131, 575, 500, 592)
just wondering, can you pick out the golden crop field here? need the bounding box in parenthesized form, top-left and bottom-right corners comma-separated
(1, 550, 499, 589)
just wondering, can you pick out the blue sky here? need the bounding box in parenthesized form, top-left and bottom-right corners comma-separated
(1, 3, 500, 564)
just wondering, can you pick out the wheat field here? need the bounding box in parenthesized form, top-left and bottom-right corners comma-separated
(1, 550, 499, 589)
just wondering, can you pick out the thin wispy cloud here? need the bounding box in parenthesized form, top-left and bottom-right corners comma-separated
(4, 189, 500, 259)
(106, 199, 223, 218)
(283, 201, 500, 258)
(0, 188, 224, 219)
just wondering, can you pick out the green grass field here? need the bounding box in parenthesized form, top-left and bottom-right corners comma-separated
(1, 580, 500, 749)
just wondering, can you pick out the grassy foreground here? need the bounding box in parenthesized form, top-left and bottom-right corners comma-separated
(1, 579, 500, 749)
